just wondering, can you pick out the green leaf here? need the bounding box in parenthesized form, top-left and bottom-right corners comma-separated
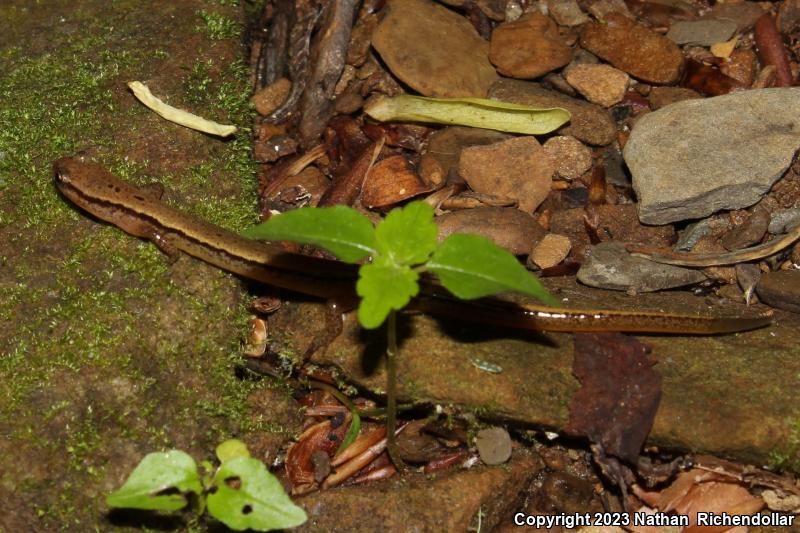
(374, 201, 438, 265)
(216, 439, 251, 463)
(356, 258, 419, 329)
(428, 234, 559, 305)
(106, 450, 202, 511)
(241, 206, 378, 263)
(336, 411, 361, 456)
(364, 95, 571, 135)
(207, 457, 307, 531)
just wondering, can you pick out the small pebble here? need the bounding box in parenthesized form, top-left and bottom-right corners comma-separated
(757, 270, 800, 313)
(530, 234, 572, 269)
(666, 19, 737, 46)
(543, 136, 592, 180)
(580, 13, 684, 84)
(547, 0, 590, 26)
(489, 12, 573, 79)
(458, 136, 554, 213)
(564, 63, 629, 107)
(251, 78, 291, 116)
(475, 427, 512, 465)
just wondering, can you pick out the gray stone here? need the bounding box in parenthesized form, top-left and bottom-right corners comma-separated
(577, 242, 706, 292)
(624, 89, 800, 225)
(666, 19, 737, 46)
(768, 208, 800, 234)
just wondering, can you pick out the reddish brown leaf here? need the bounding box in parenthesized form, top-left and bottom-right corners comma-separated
(566, 332, 661, 464)
(681, 59, 745, 96)
(361, 154, 431, 209)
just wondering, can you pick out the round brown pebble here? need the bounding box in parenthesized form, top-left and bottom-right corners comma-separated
(251, 78, 291, 116)
(543, 135, 593, 180)
(475, 427, 512, 465)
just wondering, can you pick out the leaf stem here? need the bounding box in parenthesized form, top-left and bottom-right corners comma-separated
(385, 310, 405, 471)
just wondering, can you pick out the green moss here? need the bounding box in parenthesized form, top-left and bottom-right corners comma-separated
(195, 10, 242, 40)
(0, 2, 275, 529)
(769, 417, 800, 471)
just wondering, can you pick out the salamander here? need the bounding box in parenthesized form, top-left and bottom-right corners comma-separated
(53, 156, 772, 334)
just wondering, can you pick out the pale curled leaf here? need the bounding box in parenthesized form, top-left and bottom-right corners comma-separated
(428, 234, 559, 305)
(128, 81, 237, 137)
(241, 206, 378, 263)
(364, 95, 570, 135)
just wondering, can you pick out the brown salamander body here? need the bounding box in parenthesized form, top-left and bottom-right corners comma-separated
(54, 156, 772, 334)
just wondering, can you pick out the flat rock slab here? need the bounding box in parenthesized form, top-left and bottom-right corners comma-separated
(270, 278, 800, 469)
(371, 0, 498, 97)
(296, 452, 540, 532)
(625, 88, 800, 225)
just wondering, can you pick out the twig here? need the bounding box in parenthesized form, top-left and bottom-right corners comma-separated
(754, 13, 793, 87)
(627, 222, 800, 266)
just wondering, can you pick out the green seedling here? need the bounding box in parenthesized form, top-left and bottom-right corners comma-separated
(242, 201, 557, 467)
(106, 439, 307, 531)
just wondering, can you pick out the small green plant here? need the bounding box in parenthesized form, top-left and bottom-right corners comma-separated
(195, 10, 242, 40)
(107, 439, 307, 531)
(242, 201, 557, 466)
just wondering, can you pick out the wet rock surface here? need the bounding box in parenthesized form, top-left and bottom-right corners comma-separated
(489, 79, 617, 145)
(270, 277, 800, 468)
(625, 89, 800, 224)
(371, 0, 498, 97)
(577, 242, 706, 292)
(580, 13, 684, 84)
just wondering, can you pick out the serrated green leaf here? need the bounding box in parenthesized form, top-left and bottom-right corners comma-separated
(207, 457, 307, 531)
(356, 259, 419, 329)
(364, 95, 571, 135)
(216, 439, 251, 464)
(241, 206, 377, 263)
(106, 450, 202, 511)
(374, 201, 438, 265)
(428, 234, 559, 305)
